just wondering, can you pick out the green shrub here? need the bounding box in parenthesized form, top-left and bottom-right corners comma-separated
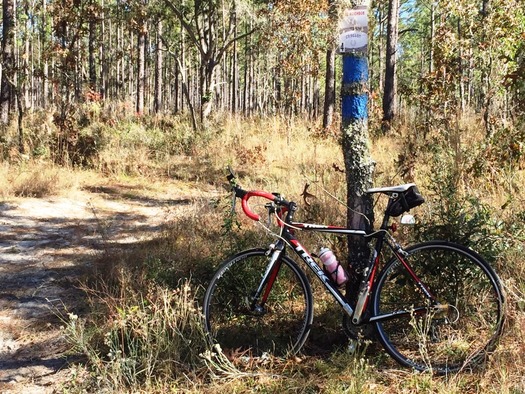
(416, 155, 506, 263)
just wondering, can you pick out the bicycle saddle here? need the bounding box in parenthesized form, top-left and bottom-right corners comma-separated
(366, 183, 416, 194)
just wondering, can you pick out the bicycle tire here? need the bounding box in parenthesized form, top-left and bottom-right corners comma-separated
(372, 241, 504, 373)
(203, 248, 313, 357)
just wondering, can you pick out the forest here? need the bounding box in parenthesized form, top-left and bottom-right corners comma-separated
(1, 0, 525, 392)
(0, 0, 523, 135)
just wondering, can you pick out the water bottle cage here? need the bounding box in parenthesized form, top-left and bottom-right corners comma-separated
(328, 264, 341, 276)
(323, 262, 348, 286)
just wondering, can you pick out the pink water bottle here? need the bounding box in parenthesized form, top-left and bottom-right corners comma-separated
(319, 247, 348, 286)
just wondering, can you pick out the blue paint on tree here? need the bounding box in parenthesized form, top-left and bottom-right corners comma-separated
(342, 55, 368, 121)
(342, 94, 368, 120)
(342, 55, 368, 84)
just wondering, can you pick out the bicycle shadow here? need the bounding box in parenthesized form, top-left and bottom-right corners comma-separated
(302, 305, 383, 359)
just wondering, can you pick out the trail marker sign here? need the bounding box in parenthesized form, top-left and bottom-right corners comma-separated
(338, 4, 369, 54)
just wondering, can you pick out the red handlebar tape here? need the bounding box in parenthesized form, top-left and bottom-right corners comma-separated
(241, 190, 276, 221)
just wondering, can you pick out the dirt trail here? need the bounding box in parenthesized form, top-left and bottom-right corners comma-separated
(0, 185, 200, 393)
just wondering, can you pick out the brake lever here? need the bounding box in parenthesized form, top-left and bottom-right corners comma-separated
(226, 166, 237, 185)
(265, 202, 276, 227)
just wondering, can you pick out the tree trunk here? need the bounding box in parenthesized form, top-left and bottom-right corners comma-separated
(177, 58, 197, 132)
(100, 0, 107, 99)
(74, 39, 82, 101)
(23, 10, 32, 112)
(1, 0, 15, 125)
(323, 0, 337, 129)
(179, 20, 185, 112)
(89, 18, 97, 90)
(343, 117, 374, 234)
(313, 76, 320, 119)
(429, 2, 435, 74)
(231, 16, 238, 113)
(116, 22, 123, 100)
(243, 23, 250, 115)
(382, 0, 400, 130)
(323, 48, 336, 129)
(458, 18, 465, 114)
(41, 0, 50, 108)
(377, 3, 384, 97)
(136, 30, 146, 115)
(341, 52, 375, 305)
(154, 20, 163, 114)
(480, 0, 493, 138)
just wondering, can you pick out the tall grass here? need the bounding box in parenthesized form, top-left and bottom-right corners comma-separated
(0, 161, 79, 198)
(62, 274, 208, 392)
(3, 112, 524, 392)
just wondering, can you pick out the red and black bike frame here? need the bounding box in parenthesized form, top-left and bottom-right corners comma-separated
(232, 182, 442, 326)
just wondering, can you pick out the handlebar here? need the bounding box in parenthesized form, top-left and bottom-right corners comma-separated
(227, 167, 293, 222)
(240, 190, 282, 221)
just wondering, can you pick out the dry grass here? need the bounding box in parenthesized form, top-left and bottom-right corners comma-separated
(2, 113, 525, 393)
(0, 161, 81, 198)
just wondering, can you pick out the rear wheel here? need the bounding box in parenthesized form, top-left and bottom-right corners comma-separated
(373, 241, 504, 373)
(203, 248, 313, 357)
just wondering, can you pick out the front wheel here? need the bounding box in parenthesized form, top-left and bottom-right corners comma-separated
(373, 241, 504, 374)
(203, 248, 313, 357)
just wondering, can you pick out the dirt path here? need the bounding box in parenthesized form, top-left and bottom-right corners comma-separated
(0, 185, 201, 393)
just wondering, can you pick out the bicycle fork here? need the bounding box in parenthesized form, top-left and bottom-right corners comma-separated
(248, 242, 285, 314)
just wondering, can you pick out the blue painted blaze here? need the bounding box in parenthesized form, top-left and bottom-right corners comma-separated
(342, 55, 368, 121)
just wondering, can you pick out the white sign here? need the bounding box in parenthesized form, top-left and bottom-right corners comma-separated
(338, 5, 369, 54)
(339, 31, 368, 52)
(339, 8, 368, 31)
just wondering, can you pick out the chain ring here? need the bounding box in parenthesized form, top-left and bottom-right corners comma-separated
(342, 313, 376, 341)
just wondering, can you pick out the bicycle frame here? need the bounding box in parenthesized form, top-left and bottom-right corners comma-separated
(226, 168, 445, 328)
(255, 213, 443, 327)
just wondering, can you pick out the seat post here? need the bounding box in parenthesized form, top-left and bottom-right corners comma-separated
(380, 196, 393, 230)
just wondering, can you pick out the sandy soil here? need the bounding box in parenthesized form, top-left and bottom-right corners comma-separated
(0, 184, 202, 393)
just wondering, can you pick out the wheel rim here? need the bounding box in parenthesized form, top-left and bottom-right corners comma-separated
(205, 251, 312, 357)
(374, 244, 503, 372)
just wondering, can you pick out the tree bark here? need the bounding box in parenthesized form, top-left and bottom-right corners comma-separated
(382, 0, 400, 130)
(1, 0, 15, 125)
(323, 0, 337, 130)
(136, 30, 146, 115)
(480, 0, 493, 138)
(323, 48, 336, 129)
(231, 11, 238, 113)
(458, 18, 465, 114)
(154, 21, 163, 114)
(100, 0, 107, 99)
(341, 53, 375, 304)
(429, 2, 435, 74)
(89, 18, 97, 90)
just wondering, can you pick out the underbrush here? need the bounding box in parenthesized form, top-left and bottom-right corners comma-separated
(0, 161, 79, 198)
(62, 275, 208, 391)
(3, 112, 525, 392)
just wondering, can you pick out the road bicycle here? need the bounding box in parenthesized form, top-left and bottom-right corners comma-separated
(203, 169, 504, 374)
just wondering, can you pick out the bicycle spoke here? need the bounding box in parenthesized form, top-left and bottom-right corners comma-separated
(373, 241, 504, 373)
(203, 249, 313, 357)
